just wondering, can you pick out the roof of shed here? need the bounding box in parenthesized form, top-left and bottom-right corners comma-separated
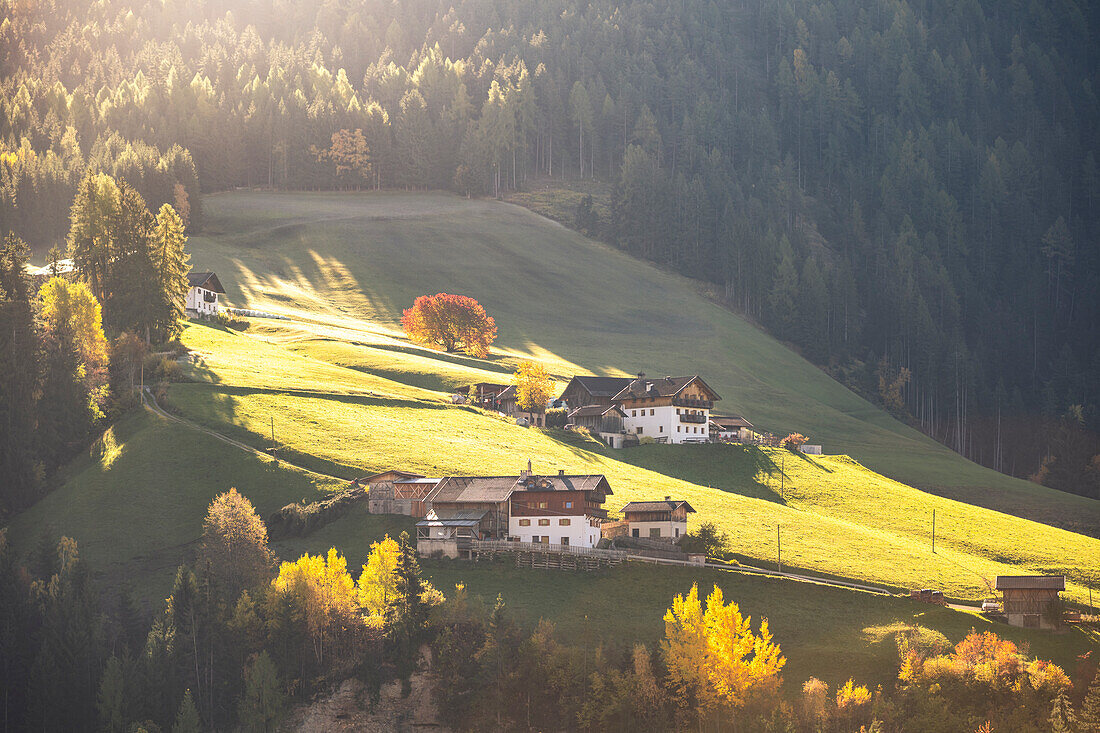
(995, 575, 1065, 590)
(621, 500, 697, 514)
(568, 404, 627, 419)
(561, 375, 635, 399)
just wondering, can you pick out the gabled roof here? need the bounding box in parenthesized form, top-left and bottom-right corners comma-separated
(359, 469, 425, 483)
(188, 271, 225, 293)
(612, 375, 721, 402)
(995, 575, 1065, 590)
(393, 477, 441, 485)
(427, 476, 519, 504)
(568, 404, 627, 419)
(426, 473, 613, 505)
(621, 500, 697, 514)
(515, 474, 612, 500)
(560, 375, 634, 400)
(711, 415, 753, 429)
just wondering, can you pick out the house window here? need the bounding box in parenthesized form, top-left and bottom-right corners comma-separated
(675, 528, 680, 537)
(565, 501, 573, 509)
(650, 409, 655, 415)
(538, 519, 550, 526)
(650, 528, 662, 538)
(632, 410, 637, 417)
(531, 535, 539, 543)
(519, 519, 531, 526)
(538, 502, 548, 509)
(677, 426, 681, 432)
(636, 427, 643, 434)
(560, 537, 569, 546)
(659, 425, 663, 432)
(559, 518, 570, 526)
(632, 528, 640, 538)
(676, 408, 681, 414)
(541, 536, 549, 544)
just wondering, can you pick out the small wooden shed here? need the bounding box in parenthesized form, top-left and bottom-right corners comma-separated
(995, 575, 1065, 629)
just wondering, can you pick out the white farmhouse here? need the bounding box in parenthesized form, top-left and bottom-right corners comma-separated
(507, 472, 612, 548)
(614, 373, 721, 443)
(186, 271, 225, 315)
(620, 499, 696, 541)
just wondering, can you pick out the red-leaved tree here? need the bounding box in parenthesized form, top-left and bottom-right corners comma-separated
(401, 293, 497, 358)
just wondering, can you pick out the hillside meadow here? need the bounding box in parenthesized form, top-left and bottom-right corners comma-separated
(158, 321, 1100, 606)
(187, 190, 1099, 535)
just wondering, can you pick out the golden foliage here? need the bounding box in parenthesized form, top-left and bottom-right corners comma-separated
(513, 360, 553, 413)
(357, 535, 400, 618)
(662, 583, 785, 715)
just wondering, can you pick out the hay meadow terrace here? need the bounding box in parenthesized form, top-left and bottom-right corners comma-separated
(7, 190, 1097, 686)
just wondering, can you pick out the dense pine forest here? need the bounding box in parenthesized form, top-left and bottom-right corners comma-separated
(1, 0, 1098, 496)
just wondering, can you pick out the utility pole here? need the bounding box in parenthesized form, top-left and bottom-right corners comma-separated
(779, 450, 786, 500)
(777, 524, 782, 573)
(932, 509, 936, 554)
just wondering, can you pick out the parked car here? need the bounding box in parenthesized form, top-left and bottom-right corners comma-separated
(981, 598, 1002, 612)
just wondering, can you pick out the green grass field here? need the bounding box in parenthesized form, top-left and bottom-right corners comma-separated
(187, 190, 1099, 536)
(4, 190, 1097, 682)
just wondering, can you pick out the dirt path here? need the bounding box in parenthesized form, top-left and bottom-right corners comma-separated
(141, 386, 349, 484)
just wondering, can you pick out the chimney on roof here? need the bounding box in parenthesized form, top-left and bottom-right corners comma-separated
(665, 375, 673, 383)
(558, 469, 565, 477)
(665, 495, 671, 501)
(634, 372, 646, 390)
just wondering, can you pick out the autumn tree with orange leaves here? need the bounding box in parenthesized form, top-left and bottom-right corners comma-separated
(662, 583, 785, 725)
(401, 293, 497, 357)
(313, 128, 372, 188)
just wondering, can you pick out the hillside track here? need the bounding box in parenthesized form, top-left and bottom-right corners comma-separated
(142, 386, 350, 485)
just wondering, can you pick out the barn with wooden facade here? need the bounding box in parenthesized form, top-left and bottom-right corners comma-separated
(995, 575, 1065, 629)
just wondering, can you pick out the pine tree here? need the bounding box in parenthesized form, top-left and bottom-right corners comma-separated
(1081, 669, 1100, 733)
(172, 688, 201, 733)
(767, 240, 799, 339)
(1051, 689, 1079, 733)
(149, 204, 190, 342)
(238, 652, 285, 733)
(0, 232, 42, 516)
(97, 656, 129, 733)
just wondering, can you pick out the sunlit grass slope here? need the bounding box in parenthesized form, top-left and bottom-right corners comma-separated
(168, 323, 1100, 605)
(188, 190, 1099, 535)
(2, 408, 345, 602)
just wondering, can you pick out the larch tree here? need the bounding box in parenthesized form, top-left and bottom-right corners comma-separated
(199, 488, 274, 604)
(238, 651, 285, 733)
(357, 535, 400, 619)
(662, 584, 785, 722)
(513, 360, 553, 413)
(38, 277, 109, 406)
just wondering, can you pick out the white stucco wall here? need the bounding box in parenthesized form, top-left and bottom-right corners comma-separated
(627, 520, 687, 540)
(509, 515, 601, 546)
(186, 286, 219, 314)
(622, 404, 709, 444)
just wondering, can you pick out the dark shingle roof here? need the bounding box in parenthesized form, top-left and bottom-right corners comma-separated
(711, 415, 753, 429)
(562, 375, 635, 399)
(426, 473, 613, 505)
(612, 375, 721, 402)
(187, 271, 225, 293)
(621, 500, 696, 514)
(995, 575, 1065, 590)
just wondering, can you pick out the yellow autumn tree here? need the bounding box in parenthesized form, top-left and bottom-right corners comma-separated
(39, 277, 109, 401)
(662, 584, 785, 721)
(271, 548, 359, 666)
(357, 535, 400, 619)
(514, 360, 553, 413)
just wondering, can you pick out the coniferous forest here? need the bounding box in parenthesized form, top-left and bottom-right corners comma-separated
(0, 0, 1098, 497)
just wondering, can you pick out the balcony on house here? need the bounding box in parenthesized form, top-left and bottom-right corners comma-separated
(679, 412, 707, 423)
(672, 397, 713, 409)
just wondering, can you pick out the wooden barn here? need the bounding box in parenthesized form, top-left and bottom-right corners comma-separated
(995, 575, 1065, 629)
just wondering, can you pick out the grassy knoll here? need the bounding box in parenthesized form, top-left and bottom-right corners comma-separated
(187, 190, 1099, 537)
(165, 322, 1100, 605)
(2, 408, 344, 604)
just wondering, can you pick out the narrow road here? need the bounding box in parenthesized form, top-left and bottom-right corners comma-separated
(141, 386, 350, 485)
